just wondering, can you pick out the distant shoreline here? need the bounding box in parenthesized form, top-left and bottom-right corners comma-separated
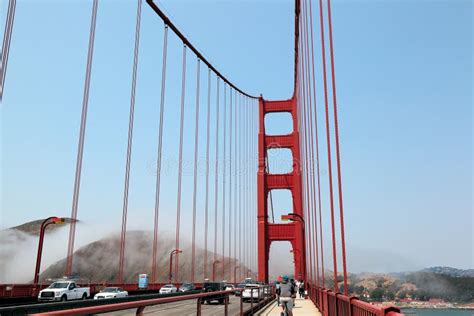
(399, 305, 474, 310)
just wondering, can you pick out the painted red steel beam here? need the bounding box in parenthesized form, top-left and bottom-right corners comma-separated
(146, 0, 257, 99)
(265, 135, 294, 149)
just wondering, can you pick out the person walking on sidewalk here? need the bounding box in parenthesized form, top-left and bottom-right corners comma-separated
(298, 280, 305, 298)
(276, 275, 295, 316)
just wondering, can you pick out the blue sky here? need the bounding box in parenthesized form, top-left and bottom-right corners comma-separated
(1, 0, 472, 274)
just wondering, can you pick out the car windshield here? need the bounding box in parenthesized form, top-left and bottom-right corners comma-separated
(163, 285, 173, 288)
(237, 284, 245, 288)
(181, 283, 192, 287)
(102, 288, 118, 293)
(49, 282, 69, 289)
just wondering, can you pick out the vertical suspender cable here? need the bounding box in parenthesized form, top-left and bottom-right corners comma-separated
(66, 0, 98, 276)
(248, 97, 251, 276)
(250, 100, 253, 274)
(301, 0, 313, 284)
(238, 94, 243, 280)
(233, 91, 238, 281)
(203, 68, 211, 279)
(308, 0, 324, 289)
(242, 98, 247, 276)
(228, 88, 233, 282)
(302, 0, 311, 284)
(191, 59, 201, 283)
(319, 0, 338, 293)
(0, 0, 16, 101)
(305, 0, 320, 287)
(221, 84, 227, 280)
(175, 44, 187, 282)
(151, 25, 168, 283)
(304, 0, 315, 285)
(327, 0, 348, 295)
(118, 0, 142, 284)
(213, 78, 220, 280)
(297, 5, 307, 282)
(246, 98, 250, 276)
(254, 100, 258, 274)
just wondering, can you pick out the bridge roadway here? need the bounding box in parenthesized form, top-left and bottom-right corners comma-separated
(106, 297, 321, 316)
(104, 296, 261, 315)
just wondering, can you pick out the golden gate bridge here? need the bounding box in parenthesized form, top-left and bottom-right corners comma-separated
(0, 0, 404, 315)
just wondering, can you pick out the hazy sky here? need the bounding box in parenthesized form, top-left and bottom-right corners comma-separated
(1, 0, 472, 275)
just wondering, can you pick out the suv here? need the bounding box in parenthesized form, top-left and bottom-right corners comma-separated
(234, 283, 245, 296)
(201, 282, 226, 304)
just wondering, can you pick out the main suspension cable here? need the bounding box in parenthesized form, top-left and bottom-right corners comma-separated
(146, 0, 257, 99)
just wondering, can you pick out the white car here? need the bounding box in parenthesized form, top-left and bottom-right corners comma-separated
(242, 284, 264, 302)
(38, 281, 90, 302)
(225, 284, 235, 291)
(159, 284, 177, 294)
(94, 287, 128, 299)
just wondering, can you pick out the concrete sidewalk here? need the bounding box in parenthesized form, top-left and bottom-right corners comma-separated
(256, 298, 322, 316)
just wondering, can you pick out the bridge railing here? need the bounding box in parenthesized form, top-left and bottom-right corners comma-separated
(29, 285, 275, 316)
(308, 284, 404, 316)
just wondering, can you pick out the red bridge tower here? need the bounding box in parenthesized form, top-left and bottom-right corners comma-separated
(257, 96, 306, 283)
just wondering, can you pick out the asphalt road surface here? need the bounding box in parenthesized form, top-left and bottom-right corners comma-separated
(108, 295, 267, 315)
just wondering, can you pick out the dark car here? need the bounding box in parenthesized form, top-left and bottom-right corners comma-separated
(234, 283, 245, 296)
(179, 283, 196, 292)
(201, 282, 226, 304)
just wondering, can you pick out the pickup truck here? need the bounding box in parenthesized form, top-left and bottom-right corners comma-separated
(38, 280, 90, 302)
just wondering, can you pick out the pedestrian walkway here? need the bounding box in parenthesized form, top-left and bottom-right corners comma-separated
(256, 298, 322, 316)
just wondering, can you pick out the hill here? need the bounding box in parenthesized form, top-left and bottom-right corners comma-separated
(8, 218, 76, 236)
(39, 231, 248, 284)
(342, 269, 474, 303)
(421, 266, 474, 278)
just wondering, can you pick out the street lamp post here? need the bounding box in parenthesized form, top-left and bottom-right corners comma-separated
(212, 260, 221, 281)
(168, 249, 182, 283)
(233, 266, 240, 284)
(34, 217, 65, 284)
(282, 213, 305, 280)
(281, 213, 304, 224)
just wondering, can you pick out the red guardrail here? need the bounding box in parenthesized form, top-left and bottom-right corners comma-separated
(30, 286, 275, 316)
(307, 284, 404, 316)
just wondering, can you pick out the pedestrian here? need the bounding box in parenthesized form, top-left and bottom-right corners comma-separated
(290, 278, 296, 307)
(276, 275, 282, 306)
(298, 280, 305, 298)
(276, 275, 295, 316)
